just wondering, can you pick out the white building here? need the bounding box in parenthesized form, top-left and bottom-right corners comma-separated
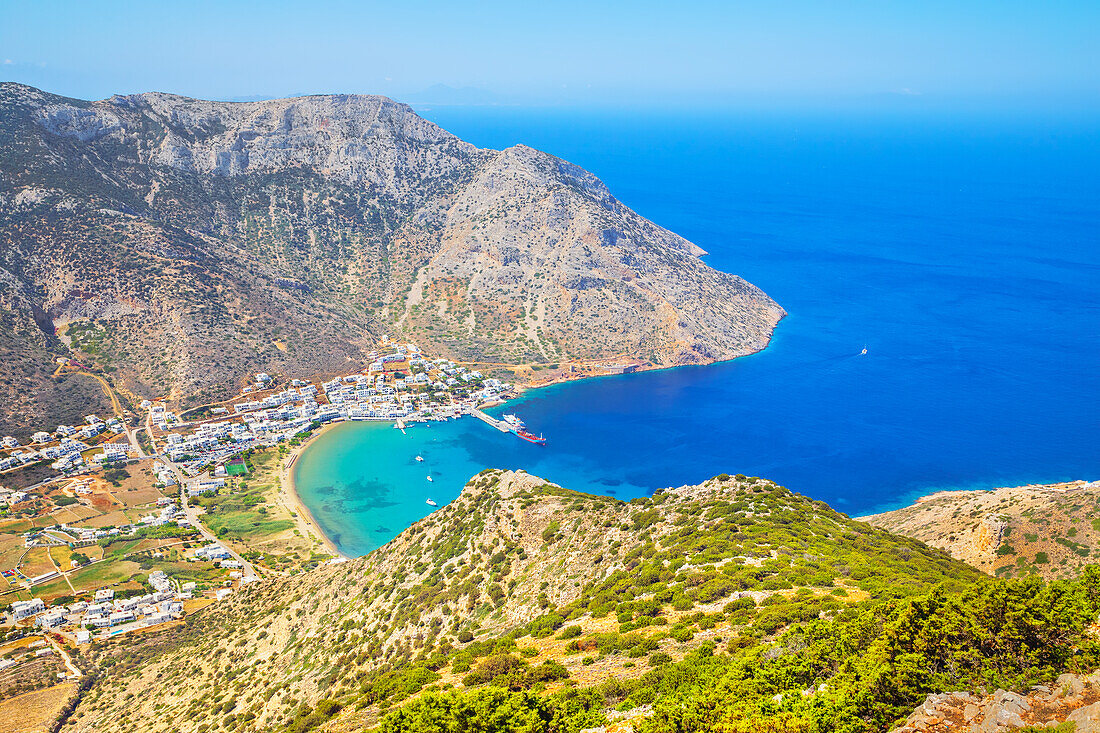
(12, 597, 46, 621)
(148, 570, 172, 593)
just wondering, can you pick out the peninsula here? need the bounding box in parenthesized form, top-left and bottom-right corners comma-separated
(0, 82, 785, 439)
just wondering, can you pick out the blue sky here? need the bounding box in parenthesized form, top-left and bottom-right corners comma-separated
(1, 1, 1097, 108)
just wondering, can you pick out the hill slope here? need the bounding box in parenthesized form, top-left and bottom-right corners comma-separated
(862, 479, 1100, 581)
(65, 469, 998, 733)
(0, 83, 785, 436)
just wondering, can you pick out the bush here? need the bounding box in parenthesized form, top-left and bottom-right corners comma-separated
(462, 654, 529, 687)
(380, 688, 605, 733)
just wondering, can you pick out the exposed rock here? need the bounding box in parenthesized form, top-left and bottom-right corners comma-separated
(861, 480, 1100, 580)
(1068, 700, 1100, 732)
(0, 81, 784, 436)
(893, 673, 1100, 733)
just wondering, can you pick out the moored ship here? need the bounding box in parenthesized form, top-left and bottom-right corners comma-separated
(502, 414, 547, 445)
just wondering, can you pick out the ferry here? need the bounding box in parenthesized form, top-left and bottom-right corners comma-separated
(426, 498, 438, 507)
(501, 414, 547, 446)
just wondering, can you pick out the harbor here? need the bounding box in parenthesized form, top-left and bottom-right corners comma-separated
(471, 408, 546, 445)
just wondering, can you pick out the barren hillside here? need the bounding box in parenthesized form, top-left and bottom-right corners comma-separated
(0, 83, 784, 436)
(861, 479, 1100, 580)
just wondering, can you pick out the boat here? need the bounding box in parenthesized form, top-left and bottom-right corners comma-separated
(426, 475, 433, 482)
(516, 429, 547, 445)
(426, 498, 437, 507)
(501, 413, 547, 445)
(415, 455, 424, 462)
(860, 347, 868, 356)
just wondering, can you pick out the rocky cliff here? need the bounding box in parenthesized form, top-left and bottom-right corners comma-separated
(0, 83, 785, 435)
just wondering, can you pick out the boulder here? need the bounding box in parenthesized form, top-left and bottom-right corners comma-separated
(1069, 700, 1100, 724)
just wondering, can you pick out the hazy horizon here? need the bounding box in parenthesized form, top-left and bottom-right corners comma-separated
(3, 1, 1098, 113)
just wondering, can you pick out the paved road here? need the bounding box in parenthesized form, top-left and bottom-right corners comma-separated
(164, 460, 257, 579)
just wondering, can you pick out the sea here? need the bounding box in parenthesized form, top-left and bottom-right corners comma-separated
(293, 104, 1100, 558)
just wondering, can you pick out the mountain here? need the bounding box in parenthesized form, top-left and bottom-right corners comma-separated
(0, 83, 785, 437)
(862, 479, 1100, 581)
(15, 468, 1100, 733)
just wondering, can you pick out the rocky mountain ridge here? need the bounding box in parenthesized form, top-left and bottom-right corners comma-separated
(895, 674, 1100, 733)
(0, 82, 785, 436)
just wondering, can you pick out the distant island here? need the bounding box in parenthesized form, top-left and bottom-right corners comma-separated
(0, 82, 784, 440)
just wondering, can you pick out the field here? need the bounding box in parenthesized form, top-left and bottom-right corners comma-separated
(0, 683, 76, 732)
(0, 458, 178, 606)
(193, 448, 330, 573)
(226, 458, 249, 476)
(19, 547, 57, 578)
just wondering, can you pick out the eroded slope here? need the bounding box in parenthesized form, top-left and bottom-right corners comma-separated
(0, 83, 784, 436)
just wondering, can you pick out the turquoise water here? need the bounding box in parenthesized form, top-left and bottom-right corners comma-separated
(295, 107, 1100, 558)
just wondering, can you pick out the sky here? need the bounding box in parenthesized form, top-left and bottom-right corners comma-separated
(1, 1, 1098, 109)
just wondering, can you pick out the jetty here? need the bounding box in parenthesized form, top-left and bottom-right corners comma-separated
(472, 408, 511, 433)
(472, 408, 547, 445)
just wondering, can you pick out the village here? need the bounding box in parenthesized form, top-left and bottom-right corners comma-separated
(0, 339, 512, 668)
(152, 340, 510, 479)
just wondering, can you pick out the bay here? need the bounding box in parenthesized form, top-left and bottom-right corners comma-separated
(294, 106, 1100, 558)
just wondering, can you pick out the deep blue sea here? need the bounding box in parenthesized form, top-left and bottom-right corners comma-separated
(295, 105, 1100, 558)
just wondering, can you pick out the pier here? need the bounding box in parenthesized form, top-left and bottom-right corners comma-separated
(471, 408, 512, 433)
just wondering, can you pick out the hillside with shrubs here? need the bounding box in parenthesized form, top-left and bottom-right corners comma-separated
(58, 469, 1100, 733)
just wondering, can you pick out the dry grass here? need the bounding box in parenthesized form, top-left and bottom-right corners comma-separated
(0, 683, 77, 733)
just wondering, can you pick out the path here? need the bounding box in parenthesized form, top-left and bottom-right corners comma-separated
(73, 371, 148, 459)
(45, 634, 82, 678)
(164, 460, 257, 578)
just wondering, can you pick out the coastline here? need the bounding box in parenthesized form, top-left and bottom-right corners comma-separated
(495, 323, 785, 394)
(854, 479, 1099, 521)
(279, 421, 347, 558)
(279, 324, 785, 558)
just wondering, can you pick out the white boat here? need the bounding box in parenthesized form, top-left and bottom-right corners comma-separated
(426, 475, 433, 482)
(426, 498, 438, 507)
(860, 347, 868, 355)
(415, 455, 424, 462)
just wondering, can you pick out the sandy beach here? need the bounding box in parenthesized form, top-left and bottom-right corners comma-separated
(279, 421, 347, 558)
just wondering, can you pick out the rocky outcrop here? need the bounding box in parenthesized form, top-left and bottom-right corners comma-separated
(894, 673, 1100, 732)
(974, 514, 1008, 554)
(0, 82, 784, 434)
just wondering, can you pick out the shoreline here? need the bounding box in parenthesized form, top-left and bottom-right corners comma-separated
(279, 421, 348, 558)
(279, 412, 1094, 563)
(854, 479, 1099, 521)
(498, 327, 785, 394)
